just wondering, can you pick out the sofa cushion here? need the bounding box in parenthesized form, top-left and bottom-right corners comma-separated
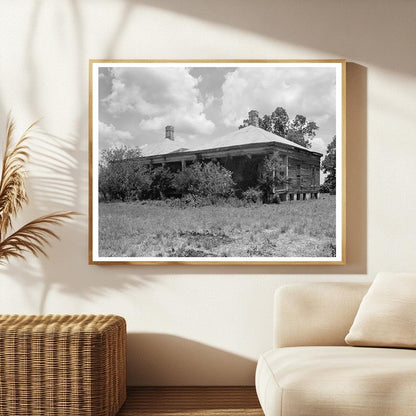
(274, 283, 370, 348)
(345, 272, 416, 348)
(256, 346, 416, 416)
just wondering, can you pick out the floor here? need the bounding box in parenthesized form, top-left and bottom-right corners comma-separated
(117, 386, 263, 415)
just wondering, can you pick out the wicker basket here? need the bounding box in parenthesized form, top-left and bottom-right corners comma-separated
(0, 314, 126, 416)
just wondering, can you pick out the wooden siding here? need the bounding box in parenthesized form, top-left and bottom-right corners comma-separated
(287, 158, 320, 192)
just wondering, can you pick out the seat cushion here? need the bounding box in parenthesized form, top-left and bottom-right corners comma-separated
(256, 346, 416, 416)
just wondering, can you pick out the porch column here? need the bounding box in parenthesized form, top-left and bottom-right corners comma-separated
(272, 165, 276, 196)
(285, 155, 289, 190)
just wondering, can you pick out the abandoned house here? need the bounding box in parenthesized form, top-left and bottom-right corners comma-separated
(137, 110, 322, 201)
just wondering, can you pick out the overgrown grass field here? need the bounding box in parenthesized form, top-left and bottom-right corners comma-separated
(99, 196, 336, 258)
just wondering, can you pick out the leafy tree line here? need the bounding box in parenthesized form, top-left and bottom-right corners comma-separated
(99, 145, 236, 202)
(99, 145, 287, 204)
(239, 106, 319, 148)
(99, 130, 337, 202)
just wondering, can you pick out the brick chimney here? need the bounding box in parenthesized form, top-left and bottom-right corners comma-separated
(165, 125, 174, 141)
(248, 110, 259, 127)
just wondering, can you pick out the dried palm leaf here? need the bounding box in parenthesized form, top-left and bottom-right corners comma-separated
(0, 212, 78, 264)
(0, 116, 38, 239)
(0, 115, 78, 264)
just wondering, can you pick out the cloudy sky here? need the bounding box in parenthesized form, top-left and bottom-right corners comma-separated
(98, 65, 337, 155)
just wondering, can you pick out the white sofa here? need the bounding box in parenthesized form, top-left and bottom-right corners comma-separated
(255, 283, 416, 416)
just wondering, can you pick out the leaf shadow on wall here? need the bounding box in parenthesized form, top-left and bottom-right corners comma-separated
(0, 1, 369, 318)
(0, 0, 150, 314)
(0, 129, 153, 314)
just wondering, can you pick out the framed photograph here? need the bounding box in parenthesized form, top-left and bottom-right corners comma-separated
(89, 60, 345, 265)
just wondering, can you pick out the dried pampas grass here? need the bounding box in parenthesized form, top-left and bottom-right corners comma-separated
(0, 115, 77, 264)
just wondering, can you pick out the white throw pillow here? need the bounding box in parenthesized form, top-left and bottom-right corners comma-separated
(345, 272, 416, 348)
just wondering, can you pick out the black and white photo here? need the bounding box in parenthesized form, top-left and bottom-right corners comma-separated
(89, 60, 345, 264)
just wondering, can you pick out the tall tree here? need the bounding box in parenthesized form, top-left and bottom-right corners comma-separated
(239, 107, 318, 148)
(287, 115, 318, 148)
(271, 107, 290, 137)
(238, 118, 249, 130)
(259, 114, 273, 132)
(100, 144, 142, 167)
(321, 135, 336, 194)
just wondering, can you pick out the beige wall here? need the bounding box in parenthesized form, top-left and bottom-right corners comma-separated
(0, 0, 415, 385)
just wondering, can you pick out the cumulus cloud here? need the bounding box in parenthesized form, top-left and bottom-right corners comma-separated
(220, 67, 336, 128)
(102, 67, 215, 136)
(204, 93, 215, 108)
(99, 121, 133, 148)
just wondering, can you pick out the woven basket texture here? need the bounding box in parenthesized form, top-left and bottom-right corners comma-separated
(0, 314, 126, 416)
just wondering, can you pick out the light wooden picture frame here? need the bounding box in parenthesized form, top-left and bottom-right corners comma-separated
(89, 60, 346, 265)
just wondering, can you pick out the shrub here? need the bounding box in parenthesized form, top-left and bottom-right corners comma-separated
(173, 161, 235, 200)
(99, 160, 151, 201)
(319, 184, 330, 193)
(258, 151, 287, 203)
(99, 152, 236, 203)
(173, 168, 196, 196)
(242, 187, 263, 203)
(321, 176, 336, 195)
(99, 145, 152, 201)
(149, 166, 174, 200)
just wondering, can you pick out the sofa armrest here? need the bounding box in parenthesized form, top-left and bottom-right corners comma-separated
(274, 283, 370, 348)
